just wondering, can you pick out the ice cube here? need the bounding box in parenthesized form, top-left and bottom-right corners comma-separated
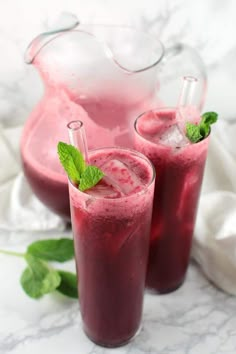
(85, 180, 123, 199)
(100, 159, 144, 196)
(159, 124, 189, 148)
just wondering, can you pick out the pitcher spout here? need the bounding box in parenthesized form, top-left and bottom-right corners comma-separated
(24, 12, 80, 64)
(25, 22, 164, 74)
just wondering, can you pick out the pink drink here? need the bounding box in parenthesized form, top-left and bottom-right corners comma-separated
(134, 108, 209, 293)
(69, 148, 155, 347)
(21, 88, 156, 219)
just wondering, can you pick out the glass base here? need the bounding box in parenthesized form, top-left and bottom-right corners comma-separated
(84, 324, 142, 348)
(146, 277, 185, 295)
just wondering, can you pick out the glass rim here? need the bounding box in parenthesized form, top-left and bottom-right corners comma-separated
(68, 146, 156, 201)
(134, 107, 211, 147)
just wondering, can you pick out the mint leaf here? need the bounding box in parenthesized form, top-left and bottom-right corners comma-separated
(79, 165, 104, 192)
(199, 112, 218, 139)
(201, 111, 218, 125)
(199, 122, 210, 137)
(56, 270, 78, 298)
(186, 122, 203, 143)
(21, 254, 61, 299)
(57, 142, 86, 183)
(27, 239, 74, 263)
(1, 238, 78, 300)
(57, 142, 104, 191)
(186, 111, 218, 143)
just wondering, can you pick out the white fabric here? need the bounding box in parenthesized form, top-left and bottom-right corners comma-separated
(0, 126, 65, 232)
(193, 119, 236, 295)
(1, 119, 236, 295)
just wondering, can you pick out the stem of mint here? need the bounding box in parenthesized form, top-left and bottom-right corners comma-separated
(0, 249, 25, 258)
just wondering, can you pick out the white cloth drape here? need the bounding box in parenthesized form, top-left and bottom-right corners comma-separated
(0, 126, 64, 231)
(193, 119, 236, 295)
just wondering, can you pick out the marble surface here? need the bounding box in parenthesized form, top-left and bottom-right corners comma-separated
(1, 0, 236, 353)
(1, 230, 236, 354)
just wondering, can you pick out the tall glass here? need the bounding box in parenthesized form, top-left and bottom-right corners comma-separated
(134, 107, 209, 293)
(69, 147, 155, 347)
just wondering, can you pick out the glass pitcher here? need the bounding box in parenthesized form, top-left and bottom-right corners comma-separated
(21, 17, 206, 220)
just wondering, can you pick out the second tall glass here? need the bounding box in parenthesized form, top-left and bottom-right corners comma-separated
(134, 107, 209, 293)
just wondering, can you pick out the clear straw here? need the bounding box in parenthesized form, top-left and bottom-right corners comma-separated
(67, 120, 89, 163)
(178, 76, 198, 107)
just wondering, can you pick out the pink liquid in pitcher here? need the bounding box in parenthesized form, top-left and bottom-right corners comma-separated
(69, 148, 154, 347)
(134, 108, 209, 293)
(21, 87, 156, 219)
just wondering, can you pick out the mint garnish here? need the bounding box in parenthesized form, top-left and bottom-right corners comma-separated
(185, 122, 203, 143)
(57, 142, 104, 191)
(79, 165, 104, 192)
(186, 111, 218, 143)
(0, 238, 78, 299)
(57, 142, 86, 184)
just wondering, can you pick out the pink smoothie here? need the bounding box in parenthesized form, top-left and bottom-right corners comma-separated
(69, 148, 155, 347)
(134, 108, 209, 293)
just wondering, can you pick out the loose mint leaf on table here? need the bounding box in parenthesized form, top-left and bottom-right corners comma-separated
(57, 142, 86, 183)
(57, 142, 104, 191)
(0, 238, 78, 300)
(186, 111, 218, 143)
(21, 254, 61, 299)
(57, 270, 78, 299)
(27, 238, 74, 263)
(79, 165, 104, 192)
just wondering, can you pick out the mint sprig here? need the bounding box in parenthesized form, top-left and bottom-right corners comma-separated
(57, 142, 104, 191)
(0, 238, 78, 299)
(186, 111, 218, 143)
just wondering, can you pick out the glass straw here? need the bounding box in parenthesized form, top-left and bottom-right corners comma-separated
(67, 120, 89, 163)
(178, 76, 198, 107)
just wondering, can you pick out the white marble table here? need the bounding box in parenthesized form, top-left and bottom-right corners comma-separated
(0, 230, 236, 354)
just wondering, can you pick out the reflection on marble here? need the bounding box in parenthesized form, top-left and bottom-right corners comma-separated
(1, 231, 236, 354)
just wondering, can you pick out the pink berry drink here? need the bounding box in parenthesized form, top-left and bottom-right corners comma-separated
(134, 108, 209, 293)
(69, 148, 155, 347)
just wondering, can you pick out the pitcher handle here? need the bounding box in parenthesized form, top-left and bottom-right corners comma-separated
(161, 43, 207, 111)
